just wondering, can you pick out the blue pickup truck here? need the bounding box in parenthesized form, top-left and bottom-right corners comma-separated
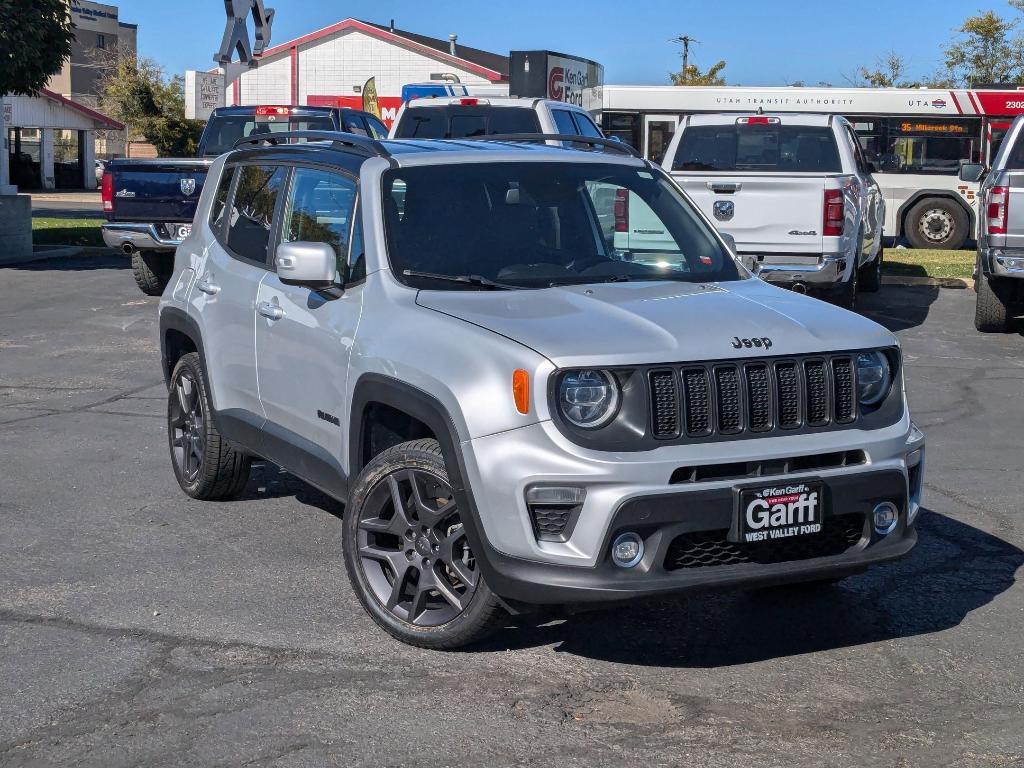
(102, 104, 388, 295)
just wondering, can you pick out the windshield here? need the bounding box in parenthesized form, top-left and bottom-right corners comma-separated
(382, 162, 742, 290)
(673, 124, 841, 173)
(202, 115, 337, 156)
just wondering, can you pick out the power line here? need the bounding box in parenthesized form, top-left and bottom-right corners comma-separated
(670, 35, 700, 74)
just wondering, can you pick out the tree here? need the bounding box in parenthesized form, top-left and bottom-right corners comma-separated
(0, 0, 73, 96)
(97, 53, 204, 157)
(670, 60, 727, 86)
(851, 52, 921, 88)
(943, 10, 1024, 86)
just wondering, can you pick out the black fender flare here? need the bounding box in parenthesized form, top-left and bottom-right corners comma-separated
(894, 188, 975, 238)
(158, 307, 210, 396)
(348, 373, 511, 591)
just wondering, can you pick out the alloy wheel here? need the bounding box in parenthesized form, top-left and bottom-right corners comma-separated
(169, 371, 205, 482)
(356, 468, 479, 626)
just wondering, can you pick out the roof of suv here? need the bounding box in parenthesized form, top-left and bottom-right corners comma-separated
(229, 136, 645, 171)
(401, 97, 589, 112)
(687, 112, 837, 127)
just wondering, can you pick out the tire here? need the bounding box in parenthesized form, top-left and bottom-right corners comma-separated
(833, 256, 858, 310)
(131, 250, 171, 296)
(167, 352, 252, 500)
(343, 439, 507, 649)
(904, 198, 969, 250)
(975, 274, 1012, 333)
(858, 241, 883, 293)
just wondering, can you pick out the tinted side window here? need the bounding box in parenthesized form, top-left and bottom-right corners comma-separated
(342, 114, 369, 136)
(365, 115, 388, 139)
(226, 165, 288, 264)
(573, 113, 603, 138)
(552, 110, 578, 135)
(280, 167, 357, 283)
(209, 165, 235, 238)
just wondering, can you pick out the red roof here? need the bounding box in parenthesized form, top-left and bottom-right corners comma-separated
(38, 89, 124, 130)
(256, 18, 506, 82)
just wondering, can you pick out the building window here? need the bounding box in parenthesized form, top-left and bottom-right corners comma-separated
(96, 33, 106, 49)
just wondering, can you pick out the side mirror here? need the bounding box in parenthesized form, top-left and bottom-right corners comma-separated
(959, 162, 986, 183)
(719, 231, 738, 255)
(275, 241, 337, 290)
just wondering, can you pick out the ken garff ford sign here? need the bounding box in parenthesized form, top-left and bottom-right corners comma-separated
(509, 51, 604, 114)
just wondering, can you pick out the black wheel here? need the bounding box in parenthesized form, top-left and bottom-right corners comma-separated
(904, 198, 969, 250)
(858, 242, 883, 293)
(167, 352, 251, 499)
(975, 274, 1012, 332)
(343, 439, 506, 649)
(131, 251, 172, 296)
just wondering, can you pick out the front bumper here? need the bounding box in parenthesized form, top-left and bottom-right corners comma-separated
(101, 222, 185, 253)
(460, 417, 924, 605)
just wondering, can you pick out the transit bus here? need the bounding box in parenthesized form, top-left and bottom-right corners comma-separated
(601, 85, 1024, 249)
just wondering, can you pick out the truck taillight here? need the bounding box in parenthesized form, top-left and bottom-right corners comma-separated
(614, 189, 629, 233)
(101, 171, 113, 212)
(987, 186, 1009, 234)
(823, 189, 844, 236)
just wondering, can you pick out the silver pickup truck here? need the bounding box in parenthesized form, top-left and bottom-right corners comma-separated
(961, 115, 1024, 332)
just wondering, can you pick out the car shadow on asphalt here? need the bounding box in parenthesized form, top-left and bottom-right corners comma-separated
(858, 284, 941, 331)
(236, 461, 345, 517)
(475, 509, 1023, 667)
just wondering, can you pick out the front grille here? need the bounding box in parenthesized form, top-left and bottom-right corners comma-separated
(650, 354, 858, 440)
(664, 513, 866, 571)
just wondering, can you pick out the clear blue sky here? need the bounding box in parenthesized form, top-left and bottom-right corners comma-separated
(116, 0, 1022, 86)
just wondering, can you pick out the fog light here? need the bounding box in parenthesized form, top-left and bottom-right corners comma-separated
(611, 532, 644, 568)
(873, 502, 899, 535)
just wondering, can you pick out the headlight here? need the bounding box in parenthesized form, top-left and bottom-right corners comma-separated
(856, 351, 892, 406)
(558, 370, 620, 428)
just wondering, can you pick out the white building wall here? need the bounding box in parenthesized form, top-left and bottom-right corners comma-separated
(298, 29, 493, 103)
(236, 54, 292, 105)
(4, 94, 99, 130)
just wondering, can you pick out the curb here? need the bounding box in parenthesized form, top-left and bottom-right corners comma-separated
(882, 274, 973, 290)
(1, 245, 114, 267)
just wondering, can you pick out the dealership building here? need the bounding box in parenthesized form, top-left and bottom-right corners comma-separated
(222, 19, 511, 125)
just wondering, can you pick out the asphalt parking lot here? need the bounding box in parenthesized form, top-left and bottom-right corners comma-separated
(1, 255, 1023, 767)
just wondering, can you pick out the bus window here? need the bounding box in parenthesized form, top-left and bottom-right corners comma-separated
(876, 118, 980, 175)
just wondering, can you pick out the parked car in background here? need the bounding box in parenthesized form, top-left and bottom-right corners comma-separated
(658, 113, 885, 308)
(962, 114, 1024, 332)
(389, 97, 603, 143)
(158, 130, 923, 649)
(102, 105, 388, 295)
(400, 81, 469, 102)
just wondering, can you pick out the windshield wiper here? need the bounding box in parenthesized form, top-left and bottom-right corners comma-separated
(548, 274, 634, 287)
(402, 269, 524, 290)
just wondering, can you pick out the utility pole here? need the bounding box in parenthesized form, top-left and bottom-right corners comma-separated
(670, 35, 699, 79)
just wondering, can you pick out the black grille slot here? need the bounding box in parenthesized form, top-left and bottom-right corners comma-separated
(649, 370, 680, 439)
(832, 357, 856, 424)
(669, 450, 866, 484)
(664, 514, 865, 570)
(744, 363, 772, 432)
(713, 366, 742, 434)
(804, 359, 830, 426)
(775, 362, 801, 429)
(682, 368, 712, 436)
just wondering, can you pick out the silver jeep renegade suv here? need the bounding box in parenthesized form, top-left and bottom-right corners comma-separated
(158, 131, 925, 649)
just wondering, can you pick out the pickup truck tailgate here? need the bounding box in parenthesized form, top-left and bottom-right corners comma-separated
(672, 174, 828, 254)
(108, 159, 211, 222)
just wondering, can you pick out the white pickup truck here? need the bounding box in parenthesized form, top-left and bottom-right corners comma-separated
(641, 113, 885, 308)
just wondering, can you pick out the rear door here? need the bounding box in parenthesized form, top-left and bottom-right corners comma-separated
(189, 163, 288, 420)
(667, 119, 837, 253)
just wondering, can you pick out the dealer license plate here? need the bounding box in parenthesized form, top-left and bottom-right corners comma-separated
(176, 224, 192, 240)
(737, 481, 824, 544)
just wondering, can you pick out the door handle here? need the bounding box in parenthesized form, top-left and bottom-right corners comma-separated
(708, 182, 741, 193)
(257, 300, 285, 320)
(196, 274, 220, 295)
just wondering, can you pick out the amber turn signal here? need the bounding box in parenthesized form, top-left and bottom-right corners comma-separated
(512, 369, 530, 414)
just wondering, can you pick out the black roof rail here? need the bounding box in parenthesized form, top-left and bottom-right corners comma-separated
(459, 133, 641, 158)
(231, 130, 391, 159)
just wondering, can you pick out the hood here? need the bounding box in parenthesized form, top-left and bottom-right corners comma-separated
(415, 278, 895, 368)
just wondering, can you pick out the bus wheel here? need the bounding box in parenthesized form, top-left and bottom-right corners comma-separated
(905, 198, 968, 251)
